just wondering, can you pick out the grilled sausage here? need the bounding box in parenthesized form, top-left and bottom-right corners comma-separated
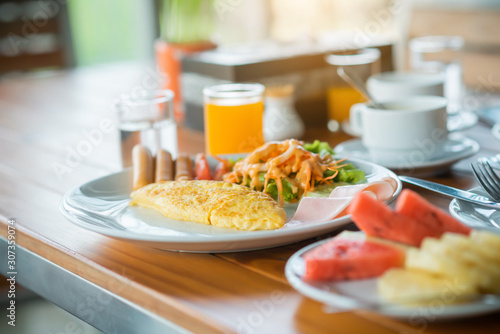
(155, 149, 173, 182)
(132, 145, 154, 190)
(175, 154, 192, 181)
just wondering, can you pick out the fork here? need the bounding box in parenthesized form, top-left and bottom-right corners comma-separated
(486, 154, 500, 169)
(471, 158, 500, 201)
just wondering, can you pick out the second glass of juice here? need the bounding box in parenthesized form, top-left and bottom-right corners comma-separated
(203, 83, 265, 155)
(325, 48, 381, 133)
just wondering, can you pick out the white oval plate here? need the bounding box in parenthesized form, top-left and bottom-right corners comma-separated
(60, 158, 401, 253)
(449, 187, 500, 229)
(285, 237, 500, 320)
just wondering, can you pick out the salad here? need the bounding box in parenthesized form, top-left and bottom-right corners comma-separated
(222, 139, 365, 205)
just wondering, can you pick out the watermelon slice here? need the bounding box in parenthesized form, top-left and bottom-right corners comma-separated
(349, 192, 437, 246)
(349, 190, 471, 247)
(395, 189, 471, 236)
(302, 231, 406, 281)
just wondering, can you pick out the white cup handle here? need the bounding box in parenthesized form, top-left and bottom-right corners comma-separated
(350, 103, 365, 136)
(447, 117, 470, 133)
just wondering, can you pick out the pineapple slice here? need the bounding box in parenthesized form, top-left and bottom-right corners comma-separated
(420, 237, 500, 293)
(378, 268, 477, 304)
(405, 245, 483, 289)
(470, 230, 500, 253)
(442, 233, 500, 266)
(377, 229, 500, 304)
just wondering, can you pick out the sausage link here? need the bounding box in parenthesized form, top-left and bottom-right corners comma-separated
(132, 145, 154, 190)
(175, 154, 193, 181)
(155, 149, 173, 182)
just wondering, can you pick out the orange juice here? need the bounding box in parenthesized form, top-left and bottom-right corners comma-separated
(327, 86, 366, 123)
(204, 101, 264, 155)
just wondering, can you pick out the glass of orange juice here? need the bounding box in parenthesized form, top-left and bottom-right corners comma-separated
(203, 83, 265, 155)
(325, 48, 381, 133)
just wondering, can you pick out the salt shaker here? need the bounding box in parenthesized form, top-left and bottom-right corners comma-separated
(263, 85, 305, 141)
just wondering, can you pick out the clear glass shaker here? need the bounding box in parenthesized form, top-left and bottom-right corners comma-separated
(410, 35, 465, 114)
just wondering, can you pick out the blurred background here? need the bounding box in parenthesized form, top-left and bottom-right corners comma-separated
(1, 0, 499, 80)
(1, 0, 500, 130)
(1, 0, 500, 333)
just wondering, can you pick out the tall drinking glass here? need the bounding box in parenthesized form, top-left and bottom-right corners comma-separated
(325, 48, 381, 132)
(203, 83, 265, 155)
(410, 36, 465, 114)
(115, 89, 178, 167)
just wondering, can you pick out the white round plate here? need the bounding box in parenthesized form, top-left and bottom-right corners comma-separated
(60, 158, 401, 253)
(449, 187, 500, 229)
(334, 134, 479, 177)
(285, 237, 500, 320)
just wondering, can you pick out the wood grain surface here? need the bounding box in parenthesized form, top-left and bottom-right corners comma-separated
(1, 63, 499, 333)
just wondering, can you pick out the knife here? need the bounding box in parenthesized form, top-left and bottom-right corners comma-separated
(398, 176, 500, 210)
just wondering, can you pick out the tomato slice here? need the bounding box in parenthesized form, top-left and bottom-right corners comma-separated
(212, 156, 234, 181)
(212, 162, 225, 181)
(194, 153, 212, 180)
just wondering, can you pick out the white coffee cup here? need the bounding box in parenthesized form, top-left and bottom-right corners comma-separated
(350, 96, 448, 164)
(367, 71, 445, 102)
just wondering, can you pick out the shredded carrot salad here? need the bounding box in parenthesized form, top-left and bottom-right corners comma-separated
(223, 139, 346, 205)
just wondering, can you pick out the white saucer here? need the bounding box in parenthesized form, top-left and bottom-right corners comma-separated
(334, 134, 479, 177)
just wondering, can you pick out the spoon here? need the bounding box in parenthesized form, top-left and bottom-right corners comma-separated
(337, 67, 385, 109)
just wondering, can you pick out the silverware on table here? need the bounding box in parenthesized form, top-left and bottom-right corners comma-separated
(484, 154, 500, 169)
(471, 157, 500, 201)
(398, 176, 500, 210)
(336, 67, 386, 109)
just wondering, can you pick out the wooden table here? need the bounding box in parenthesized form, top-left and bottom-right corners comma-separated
(0, 63, 499, 334)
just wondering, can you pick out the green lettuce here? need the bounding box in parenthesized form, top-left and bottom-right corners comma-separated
(261, 175, 299, 202)
(334, 163, 366, 184)
(234, 142, 366, 201)
(306, 184, 336, 197)
(303, 140, 334, 158)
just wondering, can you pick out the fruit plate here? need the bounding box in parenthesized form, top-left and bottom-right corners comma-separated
(60, 158, 401, 253)
(285, 238, 500, 321)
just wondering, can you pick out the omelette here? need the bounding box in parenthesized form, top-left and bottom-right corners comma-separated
(130, 180, 287, 231)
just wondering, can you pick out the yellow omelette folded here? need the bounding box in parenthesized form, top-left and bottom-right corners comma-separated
(130, 180, 286, 231)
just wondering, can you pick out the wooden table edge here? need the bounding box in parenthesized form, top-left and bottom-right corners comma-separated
(0, 217, 232, 334)
(0, 215, 410, 334)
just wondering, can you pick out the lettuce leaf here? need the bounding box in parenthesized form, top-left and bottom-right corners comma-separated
(306, 184, 337, 197)
(264, 177, 299, 202)
(303, 140, 335, 157)
(334, 163, 366, 184)
(233, 144, 366, 202)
